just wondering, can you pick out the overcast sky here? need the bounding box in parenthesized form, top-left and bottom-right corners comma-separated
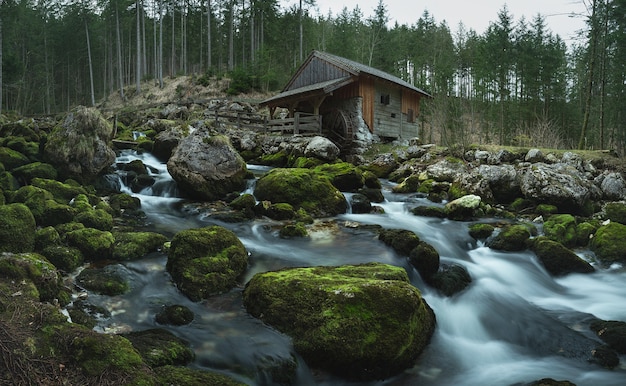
(306, 0, 590, 46)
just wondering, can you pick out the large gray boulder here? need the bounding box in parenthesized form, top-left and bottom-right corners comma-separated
(167, 130, 247, 200)
(304, 136, 340, 161)
(518, 163, 592, 213)
(43, 106, 116, 183)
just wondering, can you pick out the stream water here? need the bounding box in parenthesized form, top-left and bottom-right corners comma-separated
(87, 150, 626, 385)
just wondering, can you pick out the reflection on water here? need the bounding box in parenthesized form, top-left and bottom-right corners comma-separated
(83, 151, 626, 386)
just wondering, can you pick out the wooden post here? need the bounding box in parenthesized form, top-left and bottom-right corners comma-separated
(295, 112, 300, 134)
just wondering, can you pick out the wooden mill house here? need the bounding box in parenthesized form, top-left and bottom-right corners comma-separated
(259, 50, 432, 149)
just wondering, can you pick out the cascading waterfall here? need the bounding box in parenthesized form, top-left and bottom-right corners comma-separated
(91, 150, 626, 386)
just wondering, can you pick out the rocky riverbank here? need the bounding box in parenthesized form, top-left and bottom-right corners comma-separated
(1, 103, 626, 385)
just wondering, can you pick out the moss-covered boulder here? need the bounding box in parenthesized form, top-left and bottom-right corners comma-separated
(74, 208, 114, 231)
(487, 224, 534, 251)
(590, 222, 626, 265)
(40, 245, 84, 273)
(408, 241, 440, 281)
(76, 264, 131, 296)
(313, 162, 365, 192)
(254, 168, 348, 217)
(279, 222, 308, 238)
(112, 231, 168, 260)
(11, 162, 58, 183)
(590, 320, 626, 354)
(242, 263, 436, 380)
(65, 227, 115, 260)
(378, 228, 421, 256)
(429, 264, 472, 296)
(575, 221, 598, 247)
(154, 365, 246, 386)
(155, 304, 194, 326)
(0, 146, 30, 170)
(604, 202, 626, 225)
(543, 214, 577, 247)
(31, 177, 88, 203)
(0, 252, 64, 302)
(254, 201, 297, 220)
(530, 237, 594, 276)
(167, 226, 248, 301)
(0, 203, 36, 252)
(43, 106, 116, 183)
(109, 192, 142, 214)
(123, 328, 194, 367)
(468, 223, 495, 239)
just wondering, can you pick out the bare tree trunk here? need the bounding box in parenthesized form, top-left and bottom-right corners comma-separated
(159, 0, 163, 88)
(228, 0, 234, 70)
(207, 0, 211, 71)
(0, 15, 3, 114)
(86, 20, 96, 106)
(136, 0, 141, 93)
(142, 0, 147, 77)
(171, 5, 175, 76)
(116, 7, 125, 99)
(578, 0, 598, 150)
(299, 0, 303, 62)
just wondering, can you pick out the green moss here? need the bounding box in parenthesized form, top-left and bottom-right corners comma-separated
(0, 170, 20, 191)
(510, 197, 536, 212)
(488, 224, 533, 251)
(468, 223, 495, 239)
(155, 304, 195, 326)
(604, 202, 626, 225)
(0, 252, 62, 301)
(254, 168, 347, 217)
(31, 178, 88, 203)
(12, 162, 58, 182)
(447, 182, 468, 201)
(543, 214, 577, 247)
(536, 204, 558, 216)
(393, 175, 421, 193)
(155, 365, 246, 386)
(242, 262, 435, 380)
(530, 237, 594, 276)
(34, 226, 61, 251)
(109, 192, 142, 214)
(279, 222, 308, 238)
(378, 229, 421, 256)
(258, 150, 290, 167)
(123, 328, 194, 367)
(71, 330, 144, 376)
(576, 221, 598, 247)
(167, 226, 248, 301)
(292, 156, 324, 168)
(229, 193, 256, 211)
(112, 231, 168, 260)
(65, 228, 115, 260)
(74, 208, 114, 231)
(40, 245, 84, 272)
(0, 146, 30, 170)
(590, 222, 626, 265)
(0, 203, 36, 252)
(76, 266, 130, 295)
(313, 162, 365, 192)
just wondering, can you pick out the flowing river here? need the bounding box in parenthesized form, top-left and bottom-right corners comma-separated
(87, 150, 626, 386)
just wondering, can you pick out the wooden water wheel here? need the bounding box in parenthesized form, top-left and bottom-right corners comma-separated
(322, 109, 354, 150)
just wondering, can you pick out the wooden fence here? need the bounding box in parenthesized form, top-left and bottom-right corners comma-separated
(211, 111, 322, 135)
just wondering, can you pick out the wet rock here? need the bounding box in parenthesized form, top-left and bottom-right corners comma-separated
(314, 162, 365, 192)
(0, 203, 36, 252)
(40, 245, 84, 273)
(378, 228, 421, 256)
(468, 223, 495, 239)
(598, 171, 626, 200)
(487, 224, 534, 251)
(166, 225, 248, 301)
(279, 222, 308, 238)
(112, 231, 168, 260)
(304, 136, 340, 161)
(254, 168, 347, 217)
(411, 205, 448, 218)
(167, 131, 247, 201)
(590, 320, 626, 354)
(123, 328, 194, 367)
(518, 163, 593, 215)
(446, 194, 481, 221)
(524, 378, 577, 386)
(529, 237, 594, 276)
(154, 365, 246, 386)
(43, 106, 116, 183)
(156, 305, 195, 326)
(429, 263, 472, 296)
(254, 202, 296, 220)
(11, 162, 58, 183)
(0, 146, 30, 170)
(365, 153, 398, 178)
(76, 264, 131, 296)
(590, 222, 626, 265)
(525, 148, 545, 163)
(31, 177, 88, 203)
(350, 193, 372, 214)
(408, 241, 440, 280)
(603, 202, 626, 225)
(590, 345, 620, 369)
(242, 262, 436, 380)
(152, 125, 185, 160)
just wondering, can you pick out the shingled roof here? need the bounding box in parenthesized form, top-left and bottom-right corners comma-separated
(260, 50, 431, 107)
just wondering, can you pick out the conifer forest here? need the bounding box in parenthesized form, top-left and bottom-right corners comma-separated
(0, 0, 624, 152)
